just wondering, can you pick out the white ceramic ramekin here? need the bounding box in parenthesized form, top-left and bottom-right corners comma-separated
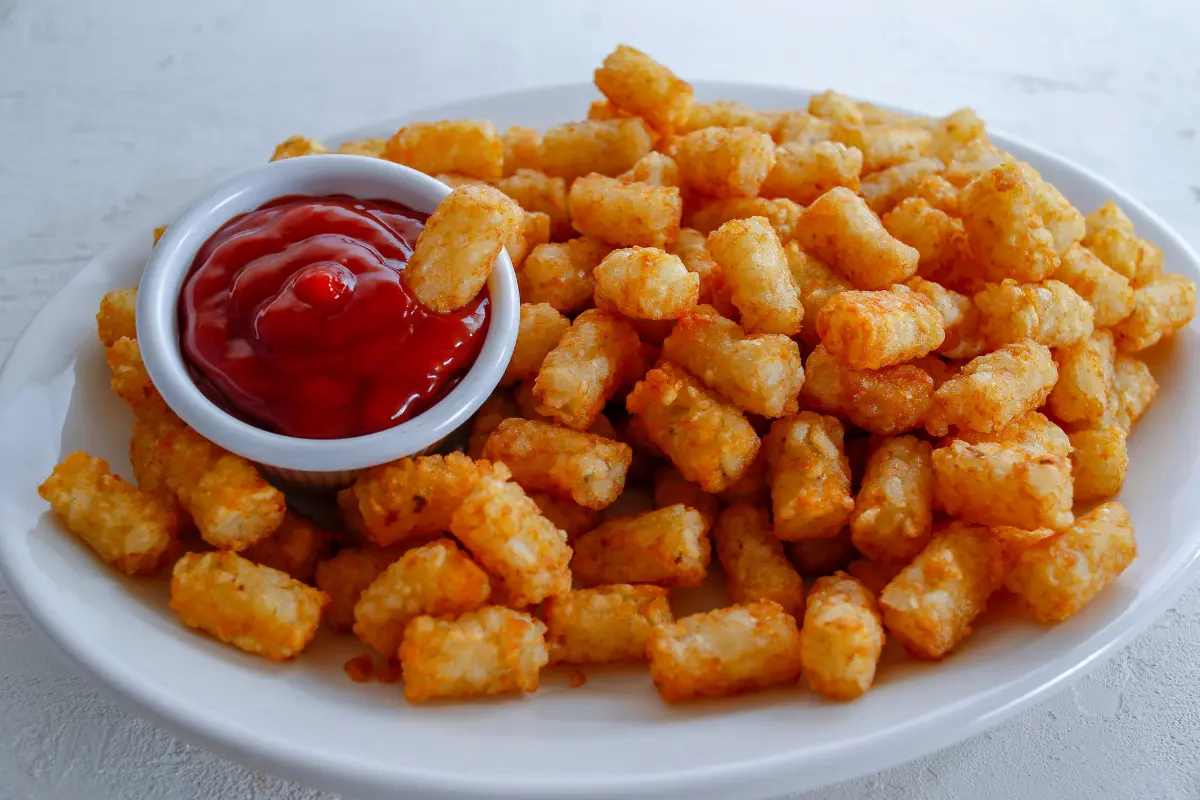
(137, 155, 519, 491)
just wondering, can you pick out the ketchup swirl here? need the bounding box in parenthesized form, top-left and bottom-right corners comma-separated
(180, 194, 489, 439)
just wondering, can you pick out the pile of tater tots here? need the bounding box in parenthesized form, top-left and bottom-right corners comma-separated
(40, 44, 1195, 705)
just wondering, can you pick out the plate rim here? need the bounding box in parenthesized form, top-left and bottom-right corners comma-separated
(3, 79, 1200, 800)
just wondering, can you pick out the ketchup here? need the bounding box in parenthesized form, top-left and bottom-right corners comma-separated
(180, 195, 489, 439)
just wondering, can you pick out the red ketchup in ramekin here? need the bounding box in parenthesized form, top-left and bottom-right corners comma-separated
(180, 195, 489, 439)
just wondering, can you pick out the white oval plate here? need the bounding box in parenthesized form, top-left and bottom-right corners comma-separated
(2, 82, 1199, 800)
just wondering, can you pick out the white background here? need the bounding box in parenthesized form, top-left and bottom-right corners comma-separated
(2, 1, 1200, 798)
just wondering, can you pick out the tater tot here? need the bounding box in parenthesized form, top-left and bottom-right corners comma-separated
(714, 504, 806, 617)
(974, 279, 1094, 349)
(1017, 163, 1085, 254)
(270, 135, 328, 161)
(129, 418, 183, 512)
(960, 163, 1060, 283)
(1005, 502, 1136, 623)
(646, 600, 804, 703)
(912, 174, 960, 214)
(808, 90, 865, 125)
(495, 169, 572, 240)
(594, 44, 693, 133)
(661, 307, 804, 418)
(345, 452, 492, 547)
(926, 107, 987, 162)
(771, 110, 835, 146)
(675, 126, 777, 198)
(384, 119, 503, 181)
(850, 436, 934, 563)
(801, 345, 933, 435)
(718, 450, 769, 505)
(105, 337, 171, 422)
(170, 551, 328, 661)
(1069, 426, 1129, 501)
(593, 246, 698, 319)
(529, 492, 599, 541)
(315, 545, 405, 633)
(568, 173, 682, 247)
(540, 118, 654, 181)
(241, 512, 333, 584)
(518, 237, 608, 314)
(38, 452, 179, 576)
(501, 126, 542, 176)
(1047, 330, 1117, 425)
(687, 195, 805, 243)
(653, 466, 721, 521)
(482, 418, 631, 510)
(1085, 200, 1135, 237)
(950, 410, 1072, 459)
(626, 362, 761, 492)
(878, 521, 1005, 659)
(533, 308, 641, 429)
(932, 440, 1074, 530)
(466, 392, 519, 459)
(831, 123, 932, 173)
(156, 426, 286, 551)
(507, 210, 551, 269)
(502, 303, 571, 386)
(619, 151, 680, 186)
(667, 227, 734, 314)
(785, 529, 857, 575)
(571, 504, 711, 588)
(765, 413, 854, 541)
(681, 100, 771, 134)
(335, 137, 386, 157)
(1053, 243, 1135, 327)
(97, 287, 137, 347)
(846, 558, 906, 596)
(1084, 224, 1163, 286)
(816, 286, 945, 370)
(925, 339, 1058, 436)
(405, 184, 522, 312)
(352, 538, 491, 657)
(942, 139, 1013, 188)
(543, 585, 673, 664)
(760, 141, 863, 205)
(450, 466, 572, 607)
(882, 198, 972, 289)
(707, 216, 803, 335)
(1111, 274, 1197, 352)
(793, 187, 919, 290)
(785, 243, 853, 344)
(859, 158, 944, 215)
(904, 277, 987, 360)
(399, 607, 548, 702)
(800, 572, 884, 701)
(1112, 354, 1158, 431)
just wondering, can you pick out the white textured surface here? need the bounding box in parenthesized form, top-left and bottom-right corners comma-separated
(2, 1, 1199, 798)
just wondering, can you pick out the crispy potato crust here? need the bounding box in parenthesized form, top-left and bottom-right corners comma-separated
(543, 584, 673, 664)
(571, 504, 711, 588)
(626, 361, 762, 492)
(353, 539, 491, 657)
(878, 521, 1005, 659)
(399, 607, 548, 702)
(932, 440, 1074, 531)
(715, 504, 806, 617)
(817, 285, 945, 370)
(384, 119, 503, 181)
(450, 466, 572, 607)
(405, 184, 523, 312)
(646, 600, 804, 703)
(925, 339, 1057, 436)
(707, 216, 803, 336)
(793, 187, 919, 291)
(850, 436, 934, 563)
(38, 451, 179, 576)
(170, 551, 329, 661)
(800, 572, 884, 700)
(483, 418, 631, 510)
(764, 412, 855, 541)
(1005, 502, 1136, 623)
